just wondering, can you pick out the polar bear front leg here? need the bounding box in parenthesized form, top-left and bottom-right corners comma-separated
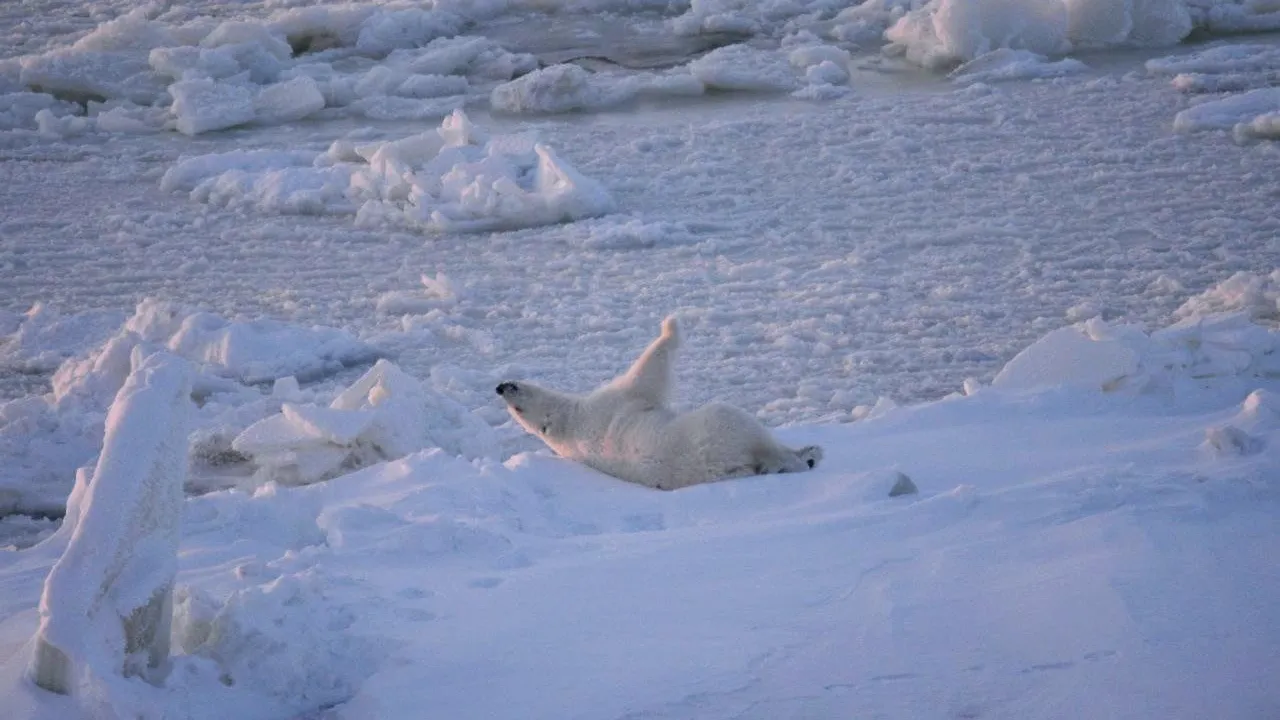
(614, 315, 681, 408)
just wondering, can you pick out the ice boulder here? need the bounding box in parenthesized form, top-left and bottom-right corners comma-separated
(29, 350, 191, 697)
(253, 76, 326, 125)
(232, 359, 499, 484)
(689, 44, 799, 92)
(169, 78, 256, 136)
(20, 49, 167, 105)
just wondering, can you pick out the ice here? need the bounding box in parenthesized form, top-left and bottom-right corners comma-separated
(354, 9, 465, 57)
(232, 359, 498, 485)
(1147, 43, 1280, 75)
(160, 149, 317, 193)
(887, 0, 1192, 69)
(0, 304, 125, 373)
(29, 350, 190, 699)
(124, 298, 377, 384)
(689, 44, 799, 91)
(950, 48, 1089, 83)
(168, 78, 256, 136)
(1173, 86, 1280, 132)
(491, 64, 629, 113)
(165, 109, 615, 232)
(20, 50, 167, 105)
(0, 93, 80, 132)
(1173, 270, 1280, 321)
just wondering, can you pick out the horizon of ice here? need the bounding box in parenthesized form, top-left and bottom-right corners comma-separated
(5, 0, 1280, 136)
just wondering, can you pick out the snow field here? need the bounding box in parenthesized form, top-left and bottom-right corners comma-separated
(1, 282, 1278, 717)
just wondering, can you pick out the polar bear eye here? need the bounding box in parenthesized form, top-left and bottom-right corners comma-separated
(539, 422, 550, 434)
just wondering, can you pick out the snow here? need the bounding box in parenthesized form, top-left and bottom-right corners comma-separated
(4, 1, 1280, 718)
(1173, 86, 1280, 131)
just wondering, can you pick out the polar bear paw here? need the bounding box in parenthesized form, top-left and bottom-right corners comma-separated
(661, 314, 681, 345)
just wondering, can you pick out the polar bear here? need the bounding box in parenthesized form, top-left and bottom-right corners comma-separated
(496, 315, 822, 490)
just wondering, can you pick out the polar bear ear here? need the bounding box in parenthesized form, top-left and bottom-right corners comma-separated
(614, 314, 680, 408)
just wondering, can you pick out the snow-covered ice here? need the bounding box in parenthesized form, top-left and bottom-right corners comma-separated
(4, 1, 1280, 718)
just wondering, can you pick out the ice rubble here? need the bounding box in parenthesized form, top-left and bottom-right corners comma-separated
(0, 299, 376, 515)
(161, 109, 617, 232)
(1146, 44, 1280, 139)
(231, 359, 498, 486)
(30, 351, 191, 697)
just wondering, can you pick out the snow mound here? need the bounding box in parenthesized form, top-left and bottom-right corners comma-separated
(30, 350, 190, 700)
(0, 93, 81, 132)
(232, 359, 498, 485)
(950, 48, 1088, 83)
(163, 109, 617, 232)
(886, 0, 1191, 69)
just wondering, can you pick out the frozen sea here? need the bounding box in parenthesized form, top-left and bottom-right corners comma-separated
(1, 1, 1280, 718)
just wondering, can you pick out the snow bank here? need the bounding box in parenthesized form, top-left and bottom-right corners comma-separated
(994, 272, 1280, 396)
(163, 109, 617, 232)
(886, 0, 1191, 69)
(30, 350, 190, 698)
(232, 359, 498, 485)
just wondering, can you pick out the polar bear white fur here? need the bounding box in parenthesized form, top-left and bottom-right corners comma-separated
(496, 315, 822, 490)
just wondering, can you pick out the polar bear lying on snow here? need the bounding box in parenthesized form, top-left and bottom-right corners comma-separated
(496, 316, 822, 490)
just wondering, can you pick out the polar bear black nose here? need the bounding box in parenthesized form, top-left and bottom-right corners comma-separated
(496, 382, 517, 396)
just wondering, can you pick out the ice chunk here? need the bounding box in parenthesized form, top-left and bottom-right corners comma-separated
(1173, 87, 1280, 133)
(30, 351, 191, 696)
(950, 48, 1088, 84)
(491, 64, 623, 114)
(148, 45, 243, 82)
(689, 44, 798, 92)
(160, 148, 316, 192)
(233, 359, 499, 485)
(887, 0, 1070, 70)
(168, 78, 256, 135)
(0, 92, 80, 131)
(253, 76, 326, 125)
(355, 8, 465, 57)
(21, 49, 166, 105)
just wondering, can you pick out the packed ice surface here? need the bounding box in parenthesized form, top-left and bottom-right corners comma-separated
(161, 109, 617, 232)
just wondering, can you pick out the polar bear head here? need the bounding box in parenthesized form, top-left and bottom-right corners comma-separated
(495, 381, 578, 444)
